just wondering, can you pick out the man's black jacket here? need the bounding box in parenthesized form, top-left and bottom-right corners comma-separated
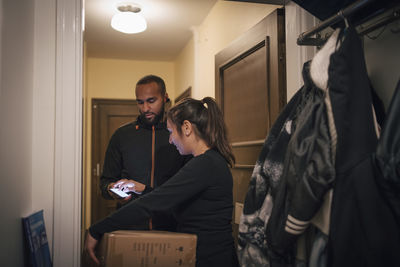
(100, 115, 188, 230)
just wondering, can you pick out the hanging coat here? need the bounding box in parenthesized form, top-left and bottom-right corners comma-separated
(265, 73, 335, 267)
(374, 80, 400, 226)
(327, 26, 400, 267)
(238, 62, 319, 266)
(264, 29, 342, 267)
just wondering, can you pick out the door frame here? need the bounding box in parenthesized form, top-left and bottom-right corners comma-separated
(175, 86, 192, 103)
(53, 0, 83, 266)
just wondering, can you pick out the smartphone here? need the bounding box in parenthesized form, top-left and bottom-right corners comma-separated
(110, 188, 129, 198)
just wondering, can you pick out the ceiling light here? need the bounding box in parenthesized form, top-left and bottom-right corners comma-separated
(111, 3, 147, 34)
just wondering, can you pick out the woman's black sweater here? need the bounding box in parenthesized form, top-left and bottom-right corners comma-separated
(90, 149, 238, 267)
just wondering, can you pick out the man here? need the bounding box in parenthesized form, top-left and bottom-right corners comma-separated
(99, 74, 187, 230)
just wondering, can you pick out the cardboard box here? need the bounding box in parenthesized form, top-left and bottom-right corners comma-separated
(97, 230, 197, 267)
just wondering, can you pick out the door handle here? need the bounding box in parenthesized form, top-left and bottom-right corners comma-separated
(93, 163, 100, 177)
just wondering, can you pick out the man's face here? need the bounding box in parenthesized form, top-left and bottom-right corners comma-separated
(135, 82, 166, 125)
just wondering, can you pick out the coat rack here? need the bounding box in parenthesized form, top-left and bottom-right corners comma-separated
(297, 0, 400, 46)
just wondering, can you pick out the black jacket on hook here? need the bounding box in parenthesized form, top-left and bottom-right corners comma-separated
(266, 87, 335, 265)
(327, 27, 400, 267)
(374, 80, 400, 226)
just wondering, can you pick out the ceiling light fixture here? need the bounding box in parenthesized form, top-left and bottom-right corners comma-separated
(111, 3, 147, 34)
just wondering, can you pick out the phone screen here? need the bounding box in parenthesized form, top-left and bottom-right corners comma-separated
(110, 188, 129, 198)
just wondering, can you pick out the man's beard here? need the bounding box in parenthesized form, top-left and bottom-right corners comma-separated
(139, 104, 165, 126)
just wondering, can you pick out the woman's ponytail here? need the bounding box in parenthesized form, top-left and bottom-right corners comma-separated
(167, 97, 235, 167)
(201, 97, 235, 167)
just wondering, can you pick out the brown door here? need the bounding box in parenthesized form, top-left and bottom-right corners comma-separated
(175, 87, 192, 103)
(215, 8, 286, 242)
(91, 99, 139, 224)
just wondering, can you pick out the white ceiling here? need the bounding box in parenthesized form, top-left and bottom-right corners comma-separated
(84, 0, 218, 61)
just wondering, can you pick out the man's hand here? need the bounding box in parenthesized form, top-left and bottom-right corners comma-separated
(113, 179, 146, 194)
(107, 181, 132, 204)
(84, 232, 100, 266)
(107, 182, 116, 198)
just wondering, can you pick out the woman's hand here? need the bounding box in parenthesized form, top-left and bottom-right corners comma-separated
(84, 232, 100, 266)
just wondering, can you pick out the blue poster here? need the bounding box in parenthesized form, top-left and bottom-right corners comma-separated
(22, 210, 52, 267)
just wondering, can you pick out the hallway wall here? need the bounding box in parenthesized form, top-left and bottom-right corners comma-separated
(0, 0, 35, 266)
(174, 1, 279, 99)
(0, 0, 62, 265)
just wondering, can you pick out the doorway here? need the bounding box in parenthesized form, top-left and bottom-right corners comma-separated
(81, 1, 286, 264)
(90, 99, 138, 224)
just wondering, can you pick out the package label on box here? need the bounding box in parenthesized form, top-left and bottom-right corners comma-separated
(98, 230, 197, 267)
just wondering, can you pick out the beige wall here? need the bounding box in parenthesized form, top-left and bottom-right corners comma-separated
(83, 57, 175, 228)
(174, 37, 195, 101)
(174, 1, 279, 99)
(0, 1, 35, 265)
(86, 58, 175, 99)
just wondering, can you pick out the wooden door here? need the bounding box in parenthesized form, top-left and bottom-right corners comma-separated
(175, 86, 192, 103)
(91, 99, 138, 224)
(215, 8, 286, 242)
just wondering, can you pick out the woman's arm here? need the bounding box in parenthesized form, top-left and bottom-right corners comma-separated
(89, 155, 212, 240)
(84, 232, 100, 266)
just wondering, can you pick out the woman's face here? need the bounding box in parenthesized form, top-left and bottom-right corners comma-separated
(167, 119, 189, 155)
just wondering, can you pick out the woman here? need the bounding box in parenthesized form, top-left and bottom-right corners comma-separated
(85, 97, 239, 267)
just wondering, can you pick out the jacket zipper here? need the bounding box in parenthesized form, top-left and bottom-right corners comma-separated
(149, 125, 155, 230)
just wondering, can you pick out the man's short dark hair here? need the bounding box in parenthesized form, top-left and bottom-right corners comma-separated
(136, 75, 166, 96)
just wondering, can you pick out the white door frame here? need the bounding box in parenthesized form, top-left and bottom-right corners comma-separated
(53, 0, 83, 266)
(285, 2, 318, 101)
